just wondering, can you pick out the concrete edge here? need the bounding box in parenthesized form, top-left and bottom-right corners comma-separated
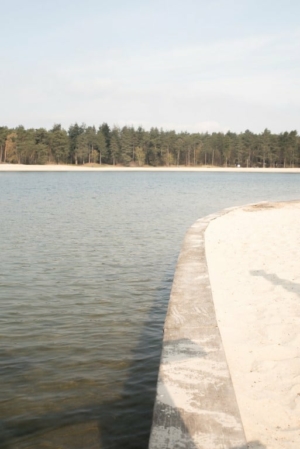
(148, 202, 272, 449)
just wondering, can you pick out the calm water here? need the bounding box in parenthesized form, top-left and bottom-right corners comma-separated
(1, 171, 299, 449)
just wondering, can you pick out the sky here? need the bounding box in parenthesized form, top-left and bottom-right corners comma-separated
(1, 0, 300, 134)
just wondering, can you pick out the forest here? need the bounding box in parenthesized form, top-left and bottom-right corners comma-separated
(0, 123, 299, 168)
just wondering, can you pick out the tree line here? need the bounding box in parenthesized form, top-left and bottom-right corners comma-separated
(0, 123, 299, 168)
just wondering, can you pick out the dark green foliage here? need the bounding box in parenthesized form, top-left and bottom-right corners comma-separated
(0, 126, 9, 162)
(15, 126, 36, 164)
(120, 126, 136, 165)
(110, 127, 120, 165)
(68, 123, 85, 164)
(0, 124, 299, 167)
(49, 125, 69, 164)
(99, 123, 111, 163)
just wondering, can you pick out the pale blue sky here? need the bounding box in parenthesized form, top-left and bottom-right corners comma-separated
(1, 0, 300, 133)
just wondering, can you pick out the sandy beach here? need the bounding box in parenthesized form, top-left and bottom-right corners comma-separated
(1, 163, 300, 173)
(205, 201, 300, 448)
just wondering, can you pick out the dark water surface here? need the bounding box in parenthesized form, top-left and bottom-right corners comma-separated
(1, 171, 299, 449)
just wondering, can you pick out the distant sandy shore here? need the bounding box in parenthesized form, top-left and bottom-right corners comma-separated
(1, 163, 300, 173)
(205, 201, 300, 448)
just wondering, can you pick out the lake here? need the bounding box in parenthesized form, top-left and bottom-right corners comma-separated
(1, 171, 299, 449)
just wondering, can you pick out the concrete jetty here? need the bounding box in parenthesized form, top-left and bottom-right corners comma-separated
(148, 207, 247, 449)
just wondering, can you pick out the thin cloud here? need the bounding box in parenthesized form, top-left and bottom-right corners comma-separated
(1, 10, 300, 134)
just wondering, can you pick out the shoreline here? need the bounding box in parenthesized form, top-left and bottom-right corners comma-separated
(150, 200, 300, 448)
(1, 163, 300, 173)
(149, 206, 247, 449)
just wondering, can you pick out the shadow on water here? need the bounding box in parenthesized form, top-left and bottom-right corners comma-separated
(0, 273, 172, 449)
(1, 275, 273, 448)
(1, 273, 270, 449)
(98, 274, 172, 449)
(250, 270, 300, 298)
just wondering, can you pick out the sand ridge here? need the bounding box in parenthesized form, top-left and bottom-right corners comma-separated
(205, 200, 300, 448)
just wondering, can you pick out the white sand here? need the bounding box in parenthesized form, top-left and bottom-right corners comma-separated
(205, 201, 300, 449)
(1, 163, 300, 172)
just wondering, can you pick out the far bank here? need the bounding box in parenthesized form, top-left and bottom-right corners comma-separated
(1, 163, 300, 173)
